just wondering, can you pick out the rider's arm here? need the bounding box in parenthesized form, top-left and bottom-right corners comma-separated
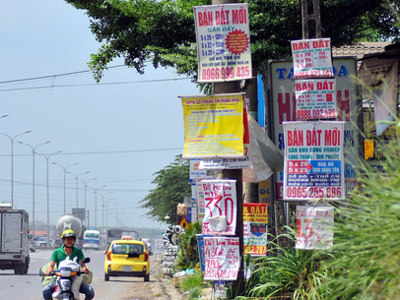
(45, 261, 56, 274)
(79, 260, 89, 274)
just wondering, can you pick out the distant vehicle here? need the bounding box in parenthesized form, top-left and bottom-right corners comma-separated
(0, 205, 30, 274)
(104, 236, 152, 282)
(83, 229, 100, 250)
(35, 236, 48, 247)
(29, 239, 36, 252)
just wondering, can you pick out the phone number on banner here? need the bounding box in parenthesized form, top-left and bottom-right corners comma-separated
(297, 108, 336, 120)
(286, 186, 342, 199)
(244, 245, 267, 255)
(201, 66, 250, 81)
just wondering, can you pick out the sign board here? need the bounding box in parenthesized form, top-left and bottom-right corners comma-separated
(181, 94, 246, 158)
(154, 239, 166, 254)
(269, 58, 361, 200)
(283, 121, 345, 201)
(203, 236, 240, 280)
(291, 38, 333, 79)
(296, 205, 334, 249)
(295, 79, 337, 120)
(201, 179, 237, 235)
(194, 4, 252, 82)
(190, 159, 208, 182)
(243, 203, 268, 256)
(198, 156, 250, 169)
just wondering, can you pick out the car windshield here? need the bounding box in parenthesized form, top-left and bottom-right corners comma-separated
(38, 237, 47, 241)
(86, 233, 99, 238)
(112, 243, 143, 255)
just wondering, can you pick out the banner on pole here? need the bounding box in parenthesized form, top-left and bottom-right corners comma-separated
(194, 4, 252, 82)
(283, 121, 345, 201)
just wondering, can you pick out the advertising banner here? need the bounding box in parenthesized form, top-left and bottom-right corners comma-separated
(181, 94, 246, 158)
(283, 121, 345, 201)
(295, 79, 337, 120)
(270, 58, 361, 200)
(194, 4, 252, 82)
(296, 205, 334, 249)
(203, 236, 240, 280)
(198, 156, 250, 169)
(196, 176, 215, 222)
(196, 234, 213, 271)
(243, 203, 268, 256)
(154, 239, 166, 254)
(201, 179, 237, 235)
(291, 38, 333, 79)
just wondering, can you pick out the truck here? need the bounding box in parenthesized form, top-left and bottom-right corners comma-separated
(0, 204, 30, 274)
(54, 214, 85, 248)
(83, 229, 101, 250)
(106, 228, 138, 249)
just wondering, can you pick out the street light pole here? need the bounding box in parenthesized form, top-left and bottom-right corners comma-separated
(88, 185, 106, 229)
(38, 150, 62, 241)
(79, 177, 97, 227)
(66, 171, 90, 211)
(52, 161, 79, 215)
(99, 192, 112, 230)
(105, 197, 116, 229)
(18, 140, 51, 237)
(0, 130, 31, 207)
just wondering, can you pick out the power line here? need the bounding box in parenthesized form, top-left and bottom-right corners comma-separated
(0, 147, 182, 157)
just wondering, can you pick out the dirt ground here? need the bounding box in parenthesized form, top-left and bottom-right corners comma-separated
(92, 257, 186, 300)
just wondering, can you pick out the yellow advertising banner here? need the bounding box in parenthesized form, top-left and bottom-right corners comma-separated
(181, 93, 245, 158)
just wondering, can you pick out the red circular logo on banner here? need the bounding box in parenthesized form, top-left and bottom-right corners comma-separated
(225, 29, 249, 55)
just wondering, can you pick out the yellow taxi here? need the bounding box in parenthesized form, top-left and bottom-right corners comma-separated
(104, 236, 152, 281)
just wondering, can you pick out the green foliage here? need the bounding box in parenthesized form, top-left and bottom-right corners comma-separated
(65, 0, 400, 82)
(176, 221, 202, 270)
(238, 227, 330, 300)
(139, 155, 190, 223)
(317, 130, 400, 299)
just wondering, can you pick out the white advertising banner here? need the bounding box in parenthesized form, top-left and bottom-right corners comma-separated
(291, 38, 333, 79)
(201, 179, 237, 235)
(295, 79, 337, 120)
(203, 236, 240, 280)
(283, 121, 345, 201)
(194, 4, 252, 82)
(198, 156, 250, 169)
(296, 206, 334, 249)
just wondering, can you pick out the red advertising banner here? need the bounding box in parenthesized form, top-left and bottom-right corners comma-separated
(243, 203, 268, 256)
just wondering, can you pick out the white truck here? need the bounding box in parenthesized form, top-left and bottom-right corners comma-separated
(0, 204, 30, 274)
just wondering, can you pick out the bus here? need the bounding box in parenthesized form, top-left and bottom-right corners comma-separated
(83, 229, 100, 250)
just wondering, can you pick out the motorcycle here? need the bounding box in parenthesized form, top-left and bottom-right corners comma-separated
(40, 256, 91, 300)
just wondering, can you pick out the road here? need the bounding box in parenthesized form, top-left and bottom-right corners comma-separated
(0, 248, 182, 300)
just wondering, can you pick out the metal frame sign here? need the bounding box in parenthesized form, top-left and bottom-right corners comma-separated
(283, 121, 345, 201)
(291, 38, 333, 79)
(269, 58, 361, 200)
(194, 4, 252, 82)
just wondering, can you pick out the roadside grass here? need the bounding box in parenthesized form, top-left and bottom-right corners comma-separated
(180, 271, 211, 299)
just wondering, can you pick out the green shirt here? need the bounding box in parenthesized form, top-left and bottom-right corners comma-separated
(51, 246, 85, 269)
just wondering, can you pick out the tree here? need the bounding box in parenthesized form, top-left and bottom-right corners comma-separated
(65, 0, 400, 82)
(139, 155, 190, 223)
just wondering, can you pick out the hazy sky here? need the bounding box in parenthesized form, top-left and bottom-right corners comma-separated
(0, 1, 199, 230)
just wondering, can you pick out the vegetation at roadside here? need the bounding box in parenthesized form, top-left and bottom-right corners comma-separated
(139, 155, 190, 223)
(175, 221, 202, 270)
(236, 121, 400, 299)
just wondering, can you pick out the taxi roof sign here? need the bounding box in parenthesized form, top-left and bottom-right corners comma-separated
(121, 236, 133, 240)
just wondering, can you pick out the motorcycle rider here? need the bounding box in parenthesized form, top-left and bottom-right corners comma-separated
(42, 229, 95, 300)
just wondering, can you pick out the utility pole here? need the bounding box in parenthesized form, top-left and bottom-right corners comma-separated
(300, 0, 322, 39)
(211, 0, 244, 297)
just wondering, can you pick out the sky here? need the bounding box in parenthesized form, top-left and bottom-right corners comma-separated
(0, 1, 199, 231)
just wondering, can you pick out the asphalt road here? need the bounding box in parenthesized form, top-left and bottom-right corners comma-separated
(0, 248, 172, 300)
